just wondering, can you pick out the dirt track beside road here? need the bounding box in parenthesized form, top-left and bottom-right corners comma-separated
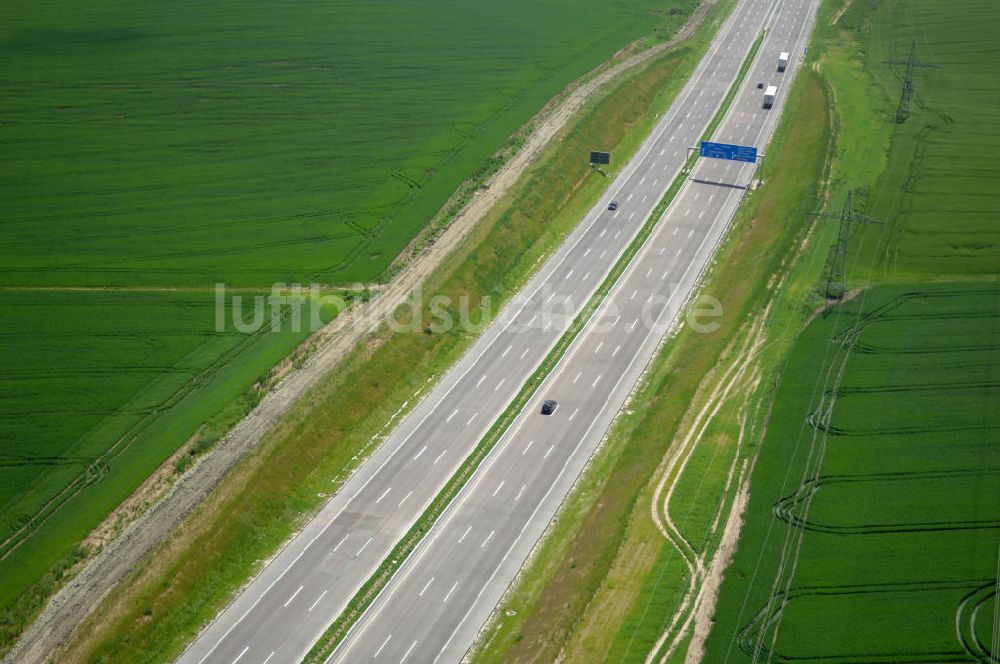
(3, 5, 715, 662)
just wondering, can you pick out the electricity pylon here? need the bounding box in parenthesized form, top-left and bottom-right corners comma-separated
(883, 39, 939, 123)
(811, 191, 883, 301)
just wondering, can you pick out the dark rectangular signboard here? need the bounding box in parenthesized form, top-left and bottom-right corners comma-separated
(589, 150, 611, 165)
(699, 141, 758, 163)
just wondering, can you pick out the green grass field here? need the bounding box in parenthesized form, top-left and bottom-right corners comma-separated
(0, 0, 700, 646)
(702, 0, 1000, 660)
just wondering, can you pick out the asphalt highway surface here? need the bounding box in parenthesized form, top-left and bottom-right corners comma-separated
(329, 1, 819, 663)
(177, 1, 813, 662)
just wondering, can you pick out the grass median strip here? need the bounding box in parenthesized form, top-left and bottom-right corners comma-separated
(303, 19, 765, 664)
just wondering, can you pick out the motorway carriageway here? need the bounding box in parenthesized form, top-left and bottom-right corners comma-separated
(329, 0, 819, 662)
(177, 0, 799, 662)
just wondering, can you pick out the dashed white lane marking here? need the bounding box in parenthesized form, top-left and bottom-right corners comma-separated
(672, 227, 679, 235)
(481, 530, 495, 548)
(520, 347, 529, 359)
(283, 585, 303, 608)
(594, 341, 603, 353)
(614, 230, 621, 239)
(232, 646, 249, 664)
(543, 444, 555, 459)
(494, 378, 505, 391)
(612, 345, 621, 357)
(546, 292, 555, 303)
(659, 246, 666, 255)
(475, 375, 486, 388)
(569, 408, 579, 421)
(573, 371, 582, 384)
(501, 344, 512, 357)
(631, 289, 638, 300)
(419, 577, 435, 597)
(466, 412, 477, 426)
(458, 526, 471, 543)
(629, 211, 636, 220)
(413, 445, 426, 461)
(492, 481, 505, 497)
(699, 210, 705, 219)
(522, 440, 534, 455)
(688, 228, 695, 237)
(629, 319, 638, 331)
(397, 490, 413, 507)
(583, 271, 590, 281)
(641, 195, 648, 204)
(375, 488, 391, 504)
(263, 652, 275, 664)
(434, 450, 447, 464)
(592, 375, 602, 387)
(584, 247, 591, 257)
(401, 640, 418, 663)
(639, 176, 646, 185)
(443, 581, 459, 602)
(626, 193, 634, 201)
(565, 269, 574, 280)
(374, 635, 391, 658)
(528, 314, 537, 326)
(515, 485, 526, 501)
(446, 409, 458, 423)
(600, 250, 608, 259)
(333, 534, 348, 552)
(646, 267, 653, 277)
(308, 589, 328, 612)
(676, 247, 683, 256)
(599, 228, 607, 238)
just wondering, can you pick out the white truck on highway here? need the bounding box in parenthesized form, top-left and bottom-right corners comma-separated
(778, 51, 790, 72)
(763, 85, 777, 109)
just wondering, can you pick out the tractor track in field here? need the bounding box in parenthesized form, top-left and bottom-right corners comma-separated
(643, 312, 766, 664)
(3, 5, 720, 663)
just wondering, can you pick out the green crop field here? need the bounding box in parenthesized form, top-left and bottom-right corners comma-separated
(0, 0, 700, 643)
(703, 284, 1000, 662)
(2, 0, 695, 288)
(701, 0, 1000, 661)
(0, 290, 326, 622)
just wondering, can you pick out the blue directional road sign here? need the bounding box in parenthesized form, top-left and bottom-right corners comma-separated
(699, 141, 758, 163)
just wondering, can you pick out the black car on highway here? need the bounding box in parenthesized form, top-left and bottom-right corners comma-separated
(541, 399, 558, 415)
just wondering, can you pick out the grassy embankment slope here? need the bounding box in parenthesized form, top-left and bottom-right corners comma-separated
(0, 0, 697, 651)
(471, 20, 839, 664)
(57, 7, 728, 662)
(703, 0, 1000, 661)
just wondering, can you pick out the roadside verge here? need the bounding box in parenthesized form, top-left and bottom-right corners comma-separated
(32, 5, 733, 664)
